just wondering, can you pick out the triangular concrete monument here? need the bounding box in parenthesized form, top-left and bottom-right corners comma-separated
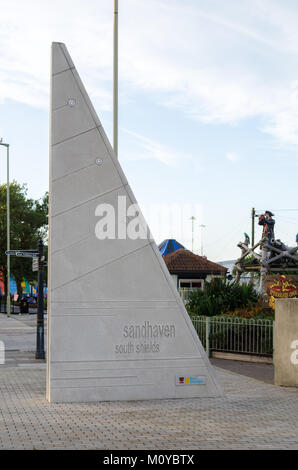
(47, 42, 222, 402)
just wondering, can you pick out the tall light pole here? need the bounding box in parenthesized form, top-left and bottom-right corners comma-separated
(113, 0, 118, 157)
(251, 207, 256, 247)
(199, 224, 206, 256)
(0, 139, 10, 316)
(190, 216, 196, 252)
(251, 208, 257, 285)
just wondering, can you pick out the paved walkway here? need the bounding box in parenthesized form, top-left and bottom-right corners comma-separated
(0, 314, 297, 449)
(0, 313, 47, 352)
(210, 358, 274, 384)
(0, 364, 297, 450)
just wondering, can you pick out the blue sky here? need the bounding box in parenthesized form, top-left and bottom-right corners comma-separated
(0, 0, 297, 260)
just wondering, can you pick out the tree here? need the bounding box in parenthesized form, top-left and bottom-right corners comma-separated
(0, 182, 48, 298)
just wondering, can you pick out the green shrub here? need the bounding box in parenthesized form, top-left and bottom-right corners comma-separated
(186, 278, 260, 317)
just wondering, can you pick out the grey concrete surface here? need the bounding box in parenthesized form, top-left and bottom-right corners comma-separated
(274, 299, 298, 387)
(0, 314, 45, 352)
(210, 358, 274, 384)
(1, 315, 298, 449)
(48, 42, 220, 402)
(1, 350, 46, 369)
(0, 363, 297, 450)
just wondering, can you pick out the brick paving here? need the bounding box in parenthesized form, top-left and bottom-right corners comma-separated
(0, 363, 297, 449)
(0, 314, 297, 450)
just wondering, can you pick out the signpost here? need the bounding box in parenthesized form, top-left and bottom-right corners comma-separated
(5, 240, 46, 359)
(36, 240, 45, 359)
(6, 250, 38, 258)
(32, 257, 39, 272)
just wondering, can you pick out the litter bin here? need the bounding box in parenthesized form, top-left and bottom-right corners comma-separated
(20, 298, 29, 314)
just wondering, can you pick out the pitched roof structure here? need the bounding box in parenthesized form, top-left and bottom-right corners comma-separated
(163, 249, 227, 274)
(158, 239, 185, 256)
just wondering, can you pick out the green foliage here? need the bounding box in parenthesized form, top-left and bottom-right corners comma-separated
(186, 277, 260, 317)
(0, 181, 48, 295)
(232, 255, 260, 279)
(224, 306, 274, 320)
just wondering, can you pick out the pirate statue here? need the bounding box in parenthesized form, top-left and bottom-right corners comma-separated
(258, 210, 275, 244)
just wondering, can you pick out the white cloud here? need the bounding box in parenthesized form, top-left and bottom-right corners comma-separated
(122, 128, 191, 167)
(226, 152, 240, 162)
(2, 0, 298, 147)
(0, 0, 113, 109)
(261, 81, 298, 146)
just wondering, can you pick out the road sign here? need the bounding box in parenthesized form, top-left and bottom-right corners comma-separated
(32, 257, 39, 272)
(6, 250, 38, 258)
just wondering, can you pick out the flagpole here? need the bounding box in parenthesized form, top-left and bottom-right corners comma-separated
(113, 0, 118, 157)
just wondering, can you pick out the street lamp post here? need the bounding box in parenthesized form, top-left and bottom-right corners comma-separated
(0, 140, 10, 316)
(199, 224, 206, 256)
(190, 216, 196, 252)
(113, 0, 118, 157)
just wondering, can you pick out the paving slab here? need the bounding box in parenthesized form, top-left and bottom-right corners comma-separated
(0, 364, 297, 450)
(210, 358, 274, 384)
(0, 313, 47, 352)
(0, 313, 297, 450)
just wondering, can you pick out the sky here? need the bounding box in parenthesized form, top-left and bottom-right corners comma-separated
(0, 0, 297, 261)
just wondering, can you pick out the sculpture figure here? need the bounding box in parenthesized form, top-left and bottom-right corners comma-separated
(234, 211, 298, 293)
(258, 210, 275, 244)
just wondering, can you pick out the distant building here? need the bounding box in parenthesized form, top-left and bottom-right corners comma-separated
(162, 248, 227, 290)
(158, 239, 185, 256)
(217, 260, 236, 276)
(218, 259, 256, 285)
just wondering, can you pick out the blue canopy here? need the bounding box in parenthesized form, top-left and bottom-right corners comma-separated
(158, 239, 185, 256)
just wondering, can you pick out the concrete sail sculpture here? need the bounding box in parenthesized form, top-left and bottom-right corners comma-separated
(47, 42, 221, 402)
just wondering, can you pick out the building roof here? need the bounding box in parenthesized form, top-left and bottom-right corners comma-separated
(158, 239, 185, 256)
(163, 249, 227, 275)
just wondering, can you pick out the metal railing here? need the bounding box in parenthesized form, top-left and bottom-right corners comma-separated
(179, 288, 199, 304)
(191, 315, 274, 357)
